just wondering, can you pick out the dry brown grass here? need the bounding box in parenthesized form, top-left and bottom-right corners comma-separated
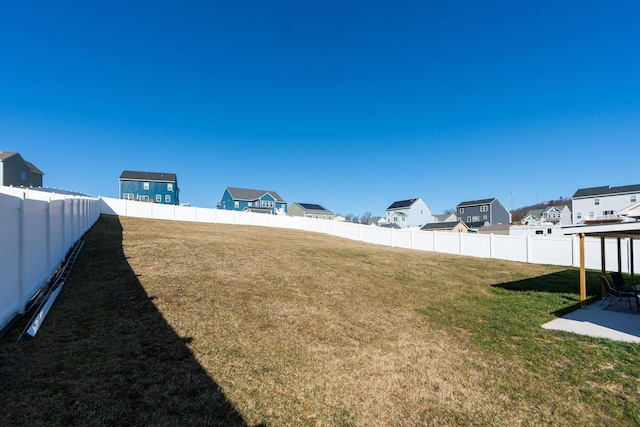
(2, 215, 639, 426)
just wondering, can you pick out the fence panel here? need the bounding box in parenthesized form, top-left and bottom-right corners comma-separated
(432, 232, 459, 255)
(0, 193, 21, 329)
(461, 233, 492, 258)
(493, 235, 528, 262)
(22, 199, 50, 305)
(529, 236, 574, 266)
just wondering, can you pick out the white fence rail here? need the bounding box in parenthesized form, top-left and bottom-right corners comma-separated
(100, 197, 640, 275)
(0, 187, 100, 331)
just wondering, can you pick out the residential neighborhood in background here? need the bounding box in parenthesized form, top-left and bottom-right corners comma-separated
(0, 151, 44, 188)
(4, 151, 640, 237)
(119, 170, 179, 205)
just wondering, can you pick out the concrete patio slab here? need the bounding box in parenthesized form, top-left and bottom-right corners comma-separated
(542, 300, 640, 343)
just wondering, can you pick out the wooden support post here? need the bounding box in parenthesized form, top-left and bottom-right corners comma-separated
(632, 238, 636, 286)
(580, 233, 586, 307)
(617, 237, 622, 274)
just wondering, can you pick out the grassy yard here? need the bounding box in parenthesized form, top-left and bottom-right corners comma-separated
(2, 215, 640, 426)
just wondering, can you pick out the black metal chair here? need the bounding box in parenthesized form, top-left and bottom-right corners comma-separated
(600, 275, 639, 311)
(610, 272, 640, 311)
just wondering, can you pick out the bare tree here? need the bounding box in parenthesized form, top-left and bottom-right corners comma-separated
(360, 211, 372, 224)
(345, 213, 354, 223)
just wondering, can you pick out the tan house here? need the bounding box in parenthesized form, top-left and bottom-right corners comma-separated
(420, 221, 469, 233)
(288, 202, 334, 220)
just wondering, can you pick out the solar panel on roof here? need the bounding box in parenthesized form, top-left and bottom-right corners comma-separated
(299, 203, 325, 210)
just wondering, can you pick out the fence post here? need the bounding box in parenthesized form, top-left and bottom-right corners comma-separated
(459, 231, 463, 255)
(526, 235, 531, 263)
(490, 233, 495, 258)
(18, 193, 26, 314)
(47, 197, 52, 275)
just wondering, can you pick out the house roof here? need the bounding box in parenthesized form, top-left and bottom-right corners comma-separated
(25, 161, 44, 175)
(457, 198, 496, 208)
(572, 184, 640, 199)
(120, 170, 177, 182)
(226, 187, 286, 202)
(387, 198, 418, 210)
(421, 221, 468, 231)
(0, 151, 18, 160)
(523, 209, 544, 220)
(293, 202, 332, 213)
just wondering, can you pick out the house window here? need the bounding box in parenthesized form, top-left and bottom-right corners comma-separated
(480, 205, 488, 212)
(483, 215, 487, 220)
(21, 172, 26, 180)
(139, 195, 149, 202)
(459, 208, 464, 214)
(123, 193, 134, 200)
(632, 195, 637, 203)
(472, 216, 480, 222)
(143, 182, 150, 190)
(167, 183, 173, 191)
(594, 198, 599, 205)
(234, 201, 239, 209)
(577, 212, 582, 220)
(467, 216, 471, 222)
(165, 195, 171, 203)
(588, 211, 595, 219)
(156, 195, 162, 203)
(261, 200, 274, 208)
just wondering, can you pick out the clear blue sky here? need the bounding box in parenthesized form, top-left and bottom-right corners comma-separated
(1, 1, 639, 216)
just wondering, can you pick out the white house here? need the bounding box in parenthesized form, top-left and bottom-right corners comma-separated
(386, 198, 434, 229)
(521, 205, 571, 226)
(572, 184, 640, 224)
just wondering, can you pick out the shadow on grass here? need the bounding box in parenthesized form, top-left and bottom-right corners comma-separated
(0, 215, 251, 426)
(491, 269, 603, 317)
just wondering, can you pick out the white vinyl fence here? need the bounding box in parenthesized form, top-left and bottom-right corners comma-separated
(0, 187, 100, 331)
(100, 197, 640, 275)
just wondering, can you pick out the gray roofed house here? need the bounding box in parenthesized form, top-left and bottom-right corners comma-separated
(119, 170, 179, 205)
(421, 221, 469, 233)
(289, 202, 334, 220)
(456, 197, 511, 228)
(218, 186, 288, 215)
(0, 151, 44, 188)
(571, 184, 640, 224)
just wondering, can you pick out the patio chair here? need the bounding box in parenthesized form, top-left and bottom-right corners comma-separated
(600, 275, 638, 311)
(610, 271, 640, 311)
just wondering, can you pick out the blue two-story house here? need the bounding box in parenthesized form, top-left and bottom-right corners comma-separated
(119, 170, 179, 205)
(456, 197, 511, 228)
(217, 187, 287, 214)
